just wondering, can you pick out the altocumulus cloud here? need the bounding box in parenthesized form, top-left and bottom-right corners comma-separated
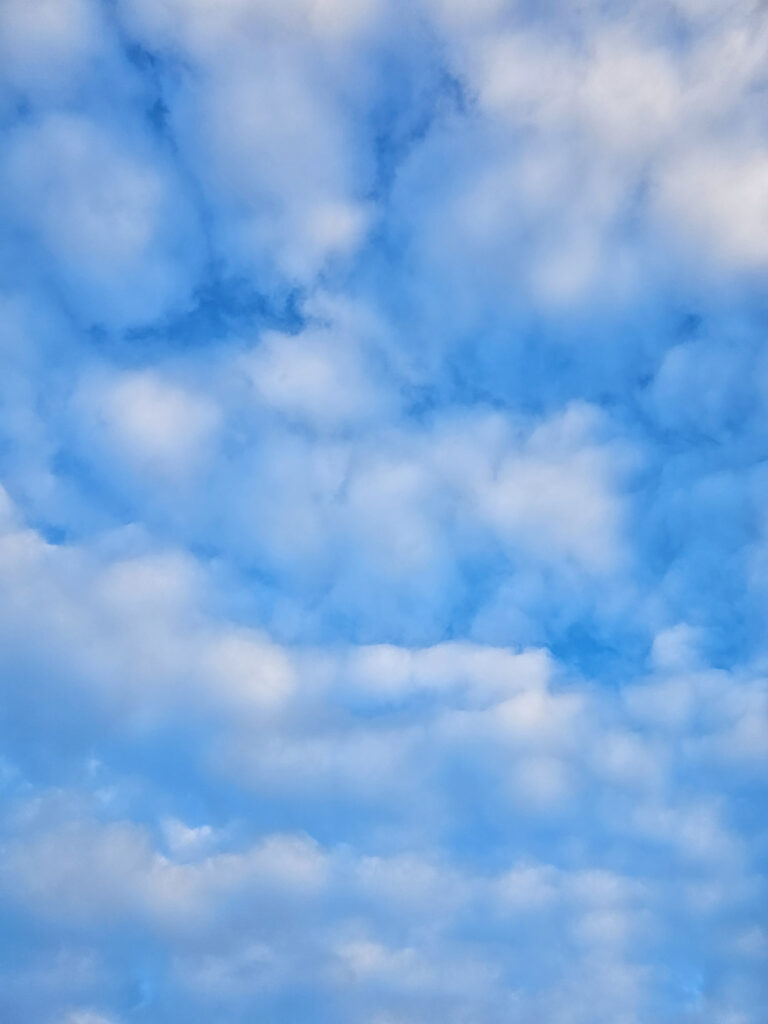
(0, 1, 767, 1022)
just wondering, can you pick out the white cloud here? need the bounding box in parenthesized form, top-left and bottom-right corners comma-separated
(61, 1012, 119, 1024)
(511, 754, 573, 808)
(651, 623, 703, 672)
(78, 370, 220, 476)
(0, 813, 328, 930)
(161, 818, 218, 859)
(589, 729, 665, 790)
(632, 800, 741, 864)
(495, 862, 559, 911)
(344, 642, 552, 704)
(120, 0, 374, 283)
(122, 0, 381, 53)
(0, 0, 104, 100)
(656, 147, 768, 269)
(0, 500, 298, 733)
(416, 0, 768, 306)
(578, 33, 682, 158)
(172, 941, 282, 998)
(2, 115, 193, 324)
(329, 935, 499, 998)
(200, 629, 296, 715)
(355, 853, 468, 915)
(5, 116, 159, 261)
(432, 404, 631, 572)
(96, 549, 201, 618)
(220, 723, 416, 798)
(0, 0, 766, 1020)
(494, 688, 586, 749)
(243, 324, 386, 430)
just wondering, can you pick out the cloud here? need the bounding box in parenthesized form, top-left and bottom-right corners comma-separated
(0, 0, 767, 1021)
(117, 0, 381, 285)
(0, 805, 328, 931)
(62, 1013, 119, 1024)
(0, 0, 107, 103)
(2, 114, 201, 326)
(656, 146, 768, 269)
(76, 369, 220, 476)
(242, 323, 390, 431)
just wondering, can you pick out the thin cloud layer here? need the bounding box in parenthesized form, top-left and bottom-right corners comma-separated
(0, 1, 766, 1022)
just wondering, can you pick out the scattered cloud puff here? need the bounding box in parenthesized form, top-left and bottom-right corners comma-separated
(0, 0, 766, 1022)
(76, 369, 220, 476)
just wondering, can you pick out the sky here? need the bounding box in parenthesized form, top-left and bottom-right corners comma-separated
(0, 0, 767, 1021)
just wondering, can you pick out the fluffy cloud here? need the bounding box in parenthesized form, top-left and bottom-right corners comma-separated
(0, 0, 108, 102)
(0, 813, 327, 931)
(0, 0, 766, 1021)
(2, 115, 200, 326)
(76, 369, 220, 475)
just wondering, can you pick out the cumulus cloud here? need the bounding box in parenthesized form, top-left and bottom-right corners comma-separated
(76, 369, 220, 476)
(0, 0, 108, 103)
(2, 114, 200, 326)
(0, 0, 766, 1021)
(0, 804, 327, 932)
(242, 323, 391, 430)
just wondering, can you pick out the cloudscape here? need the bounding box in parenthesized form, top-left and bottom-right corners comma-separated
(0, 1, 767, 1021)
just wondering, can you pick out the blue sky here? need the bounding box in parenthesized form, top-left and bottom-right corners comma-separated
(0, 1, 767, 1021)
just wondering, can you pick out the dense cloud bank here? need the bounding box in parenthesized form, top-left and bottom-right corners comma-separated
(0, 1, 767, 1021)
